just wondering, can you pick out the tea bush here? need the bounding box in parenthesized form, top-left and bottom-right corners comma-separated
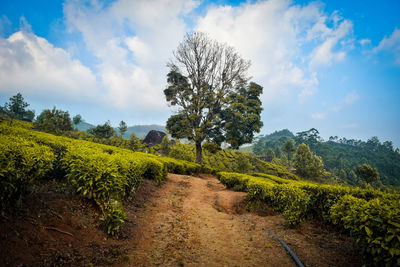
(331, 195, 400, 266)
(0, 121, 201, 235)
(0, 135, 54, 211)
(217, 170, 400, 264)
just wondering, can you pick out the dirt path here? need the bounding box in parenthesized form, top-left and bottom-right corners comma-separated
(123, 174, 294, 266)
(121, 174, 361, 267)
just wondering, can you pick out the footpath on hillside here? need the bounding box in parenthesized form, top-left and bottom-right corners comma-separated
(121, 174, 360, 267)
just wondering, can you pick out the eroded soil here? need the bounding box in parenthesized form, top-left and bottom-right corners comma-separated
(0, 174, 362, 267)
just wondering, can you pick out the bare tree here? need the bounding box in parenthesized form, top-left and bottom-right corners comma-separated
(165, 32, 262, 163)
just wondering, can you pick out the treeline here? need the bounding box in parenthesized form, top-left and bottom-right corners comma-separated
(253, 128, 400, 186)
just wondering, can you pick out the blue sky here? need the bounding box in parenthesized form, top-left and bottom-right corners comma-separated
(0, 0, 399, 147)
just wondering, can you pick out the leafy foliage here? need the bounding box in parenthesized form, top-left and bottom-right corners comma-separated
(202, 142, 221, 154)
(356, 163, 380, 184)
(293, 143, 324, 179)
(160, 136, 172, 156)
(88, 121, 116, 138)
(0, 120, 205, 235)
(35, 107, 73, 135)
(72, 114, 82, 128)
(2, 93, 35, 122)
(217, 170, 400, 265)
(331, 195, 400, 266)
(0, 135, 54, 212)
(118, 120, 128, 137)
(252, 128, 400, 186)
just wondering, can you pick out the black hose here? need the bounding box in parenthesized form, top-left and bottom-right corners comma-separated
(239, 215, 305, 267)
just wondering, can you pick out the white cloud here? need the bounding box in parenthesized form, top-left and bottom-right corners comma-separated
(333, 91, 359, 112)
(344, 91, 359, 105)
(1, 0, 355, 119)
(311, 113, 325, 120)
(0, 31, 98, 99)
(359, 39, 371, 46)
(195, 0, 353, 102)
(63, 0, 199, 112)
(372, 28, 400, 64)
(309, 17, 353, 67)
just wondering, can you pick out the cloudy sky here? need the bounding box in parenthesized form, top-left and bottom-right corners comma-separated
(0, 0, 399, 147)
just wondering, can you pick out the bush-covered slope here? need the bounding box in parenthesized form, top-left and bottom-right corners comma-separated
(0, 120, 203, 235)
(217, 171, 400, 266)
(165, 141, 299, 180)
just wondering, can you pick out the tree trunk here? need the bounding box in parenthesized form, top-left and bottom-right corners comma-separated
(195, 141, 203, 164)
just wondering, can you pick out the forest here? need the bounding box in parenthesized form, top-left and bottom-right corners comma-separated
(252, 128, 400, 187)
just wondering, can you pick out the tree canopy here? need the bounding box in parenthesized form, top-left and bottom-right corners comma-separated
(293, 143, 324, 179)
(35, 107, 73, 135)
(2, 93, 35, 122)
(253, 128, 400, 186)
(72, 114, 82, 128)
(88, 121, 116, 139)
(356, 164, 380, 184)
(118, 120, 128, 137)
(164, 32, 263, 163)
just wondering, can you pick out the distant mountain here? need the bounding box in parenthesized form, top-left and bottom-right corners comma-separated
(76, 122, 166, 139)
(76, 121, 95, 131)
(123, 125, 167, 139)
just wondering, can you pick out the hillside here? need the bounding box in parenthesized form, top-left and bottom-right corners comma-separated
(252, 128, 400, 186)
(1, 119, 399, 267)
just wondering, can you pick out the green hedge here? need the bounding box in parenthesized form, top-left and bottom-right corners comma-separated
(0, 135, 54, 211)
(331, 195, 400, 266)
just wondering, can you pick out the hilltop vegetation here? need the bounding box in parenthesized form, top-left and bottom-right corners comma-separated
(253, 128, 400, 186)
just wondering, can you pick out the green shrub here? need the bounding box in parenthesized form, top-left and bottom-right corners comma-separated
(101, 199, 126, 236)
(0, 136, 54, 211)
(203, 142, 221, 153)
(331, 195, 400, 266)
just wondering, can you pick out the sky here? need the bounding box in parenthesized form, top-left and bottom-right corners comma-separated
(0, 0, 399, 147)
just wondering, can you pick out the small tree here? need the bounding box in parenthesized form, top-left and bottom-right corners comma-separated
(160, 136, 171, 156)
(35, 107, 73, 135)
(293, 143, 324, 179)
(88, 121, 116, 138)
(274, 146, 282, 158)
(266, 148, 275, 162)
(283, 140, 296, 160)
(355, 164, 379, 184)
(235, 153, 253, 173)
(3, 93, 35, 121)
(128, 133, 143, 151)
(72, 114, 82, 129)
(280, 154, 289, 168)
(118, 120, 128, 137)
